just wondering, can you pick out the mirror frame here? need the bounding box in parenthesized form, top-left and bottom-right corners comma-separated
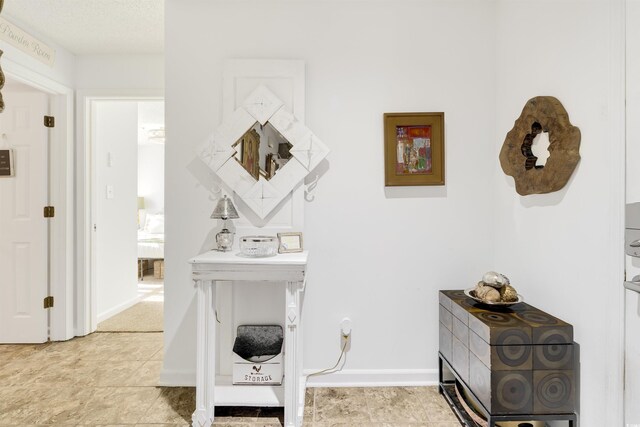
(198, 85, 329, 219)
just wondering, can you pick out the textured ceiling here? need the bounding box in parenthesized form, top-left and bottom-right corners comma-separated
(2, 0, 163, 55)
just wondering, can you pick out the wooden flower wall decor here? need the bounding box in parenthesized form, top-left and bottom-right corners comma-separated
(499, 96, 580, 195)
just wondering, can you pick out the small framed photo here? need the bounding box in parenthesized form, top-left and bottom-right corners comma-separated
(384, 112, 445, 186)
(277, 232, 303, 253)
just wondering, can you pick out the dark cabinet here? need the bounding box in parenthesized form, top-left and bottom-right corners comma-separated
(438, 290, 578, 427)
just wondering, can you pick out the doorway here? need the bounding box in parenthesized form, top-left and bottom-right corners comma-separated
(86, 98, 165, 333)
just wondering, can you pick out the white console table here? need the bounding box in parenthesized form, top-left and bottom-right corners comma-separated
(189, 250, 309, 427)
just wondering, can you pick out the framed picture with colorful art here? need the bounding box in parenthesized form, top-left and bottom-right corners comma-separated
(384, 112, 445, 186)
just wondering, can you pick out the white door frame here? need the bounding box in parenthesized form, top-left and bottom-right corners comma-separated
(2, 58, 75, 342)
(76, 89, 163, 335)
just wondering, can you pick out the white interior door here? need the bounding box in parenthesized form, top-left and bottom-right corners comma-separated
(0, 82, 49, 343)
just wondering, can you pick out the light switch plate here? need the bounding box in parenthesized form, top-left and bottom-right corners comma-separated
(106, 185, 114, 199)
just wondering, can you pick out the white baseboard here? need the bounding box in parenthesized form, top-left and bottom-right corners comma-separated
(304, 368, 439, 388)
(159, 369, 196, 387)
(97, 294, 144, 323)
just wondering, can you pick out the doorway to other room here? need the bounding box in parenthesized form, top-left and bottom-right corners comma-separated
(92, 100, 165, 333)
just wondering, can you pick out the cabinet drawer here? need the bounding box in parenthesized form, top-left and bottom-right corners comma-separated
(439, 291, 452, 311)
(469, 329, 532, 371)
(533, 343, 574, 370)
(439, 322, 452, 361)
(452, 315, 468, 346)
(452, 335, 469, 384)
(532, 370, 575, 414)
(439, 304, 452, 331)
(451, 302, 470, 326)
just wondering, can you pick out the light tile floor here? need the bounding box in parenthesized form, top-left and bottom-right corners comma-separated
(0, 332, 459, 426)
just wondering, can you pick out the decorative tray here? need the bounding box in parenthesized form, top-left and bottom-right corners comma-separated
(464, 288, 523, 307)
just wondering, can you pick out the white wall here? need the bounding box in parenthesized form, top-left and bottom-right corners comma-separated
(628, 1, 640, 203)
(625, 1, 640, 424)
(138, 143, 165, 213)
(164, 0, 497, 383)
(138, 101, 165, 213)
(95, 101, 139, 319)
(75, 54, 164, 90)
(0, 13, 75, 88)
(493, 1, 624, 425)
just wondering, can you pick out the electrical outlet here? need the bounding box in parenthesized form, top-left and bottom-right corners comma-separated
(340, 317, 352, 337)
(340, 317, 352, 351)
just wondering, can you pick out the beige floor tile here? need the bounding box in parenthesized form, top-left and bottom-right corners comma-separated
(124, 360, 164, 386)
(0, 386, 94, 425)
(304, 387, 315, 422)
(425, 404, 458, 423)
(0, 342, 49, 362)
(38, 336, 123, 361)
(117, 343, 163, 361)
(26, 358, 145, 387)
(80, 425, 131, 427)
(136, 424, 187, 427)
(107, 339, 163, 362)
(151, 347, 164, 361)
(137, 387, 195, 424)
(136, 425, 189, 427)
(256, 406, 284, 424)
(136, 424, 188, 427)
(0, 358, 47, 386)
(314, 387, 371, 423)
(306, 423, 383, 427)
(209, 406, 260, 423)
(365, 387, 430, 423)
(210, 423, 255, 427)
(0, 334, 463, 427)
(80, 386, 162, 424)
(102, 332, 163, 341)
(0, 425, 83, 427)
(380, 424, 431, 427)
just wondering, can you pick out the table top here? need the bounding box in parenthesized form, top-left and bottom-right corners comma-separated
(190, 250, 309, 266)
(439, 289, 573, 345)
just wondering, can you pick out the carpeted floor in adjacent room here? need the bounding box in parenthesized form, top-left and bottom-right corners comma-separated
(97, 277, 164, 333)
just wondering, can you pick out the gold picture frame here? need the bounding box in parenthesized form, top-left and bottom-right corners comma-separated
(277, 232, 303, 253)
(384, 112, 445, 186)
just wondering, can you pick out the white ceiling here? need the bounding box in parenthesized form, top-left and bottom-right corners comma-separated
(2, 0, 164, 55)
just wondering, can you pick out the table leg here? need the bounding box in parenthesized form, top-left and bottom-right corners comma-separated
(192, 280, 217, 427)
(285, 281, 301, 427)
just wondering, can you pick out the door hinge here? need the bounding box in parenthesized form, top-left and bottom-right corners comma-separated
(43, 206, 55, 218)
(44, 116, 55, 128)
(43, 296, 54, 309)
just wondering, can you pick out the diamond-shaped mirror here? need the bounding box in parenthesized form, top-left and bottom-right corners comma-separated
(197, 85, 329, 219)
(232, 122, 293, 181)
